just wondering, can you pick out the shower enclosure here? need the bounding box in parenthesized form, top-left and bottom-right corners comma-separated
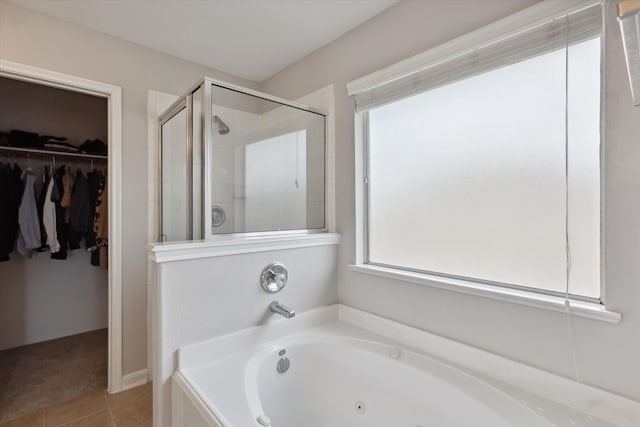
(158, 78, 326, 242)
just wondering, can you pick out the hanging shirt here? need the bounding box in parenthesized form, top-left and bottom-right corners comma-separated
(43, 176, 60, 253)
(17, 171, 42, 256)
(51, 166, 68, 260)
(96, 181, 108, 269)
(86, 170, 104, 266)
(70, 170, 91, 233)
(0, 163, 23, 261)
(36, 170, 51, 252)
(61, 168, 74, 224)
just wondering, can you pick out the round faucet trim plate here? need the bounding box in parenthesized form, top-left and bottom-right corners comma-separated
(261, 262, 288, 293)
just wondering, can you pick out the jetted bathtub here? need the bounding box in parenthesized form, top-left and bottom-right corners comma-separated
(172, 305, 639, 427)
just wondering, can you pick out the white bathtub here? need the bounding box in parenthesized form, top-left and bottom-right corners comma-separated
(172, 305, 639, 427)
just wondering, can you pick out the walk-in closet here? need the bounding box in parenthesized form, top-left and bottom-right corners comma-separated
(0, 76, 109, 421)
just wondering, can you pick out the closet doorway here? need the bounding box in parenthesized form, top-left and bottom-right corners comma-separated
(0, 61, 122, 420)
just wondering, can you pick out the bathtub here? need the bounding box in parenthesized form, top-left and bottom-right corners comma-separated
(172, 305, 639, 427)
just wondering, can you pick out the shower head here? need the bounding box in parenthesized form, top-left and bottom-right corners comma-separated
(213, 115, 230, 135)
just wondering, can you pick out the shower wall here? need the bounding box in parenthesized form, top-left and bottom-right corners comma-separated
(209, 83, 325, 236)
(211, 103, 325, 234)
(210, 105, 256, 234)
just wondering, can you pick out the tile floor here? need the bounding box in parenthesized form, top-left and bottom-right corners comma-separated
(0, 329, 108, 422)
(0, 383, 152, 427)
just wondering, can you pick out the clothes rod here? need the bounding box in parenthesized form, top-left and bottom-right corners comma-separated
(0, 146, 107, 161)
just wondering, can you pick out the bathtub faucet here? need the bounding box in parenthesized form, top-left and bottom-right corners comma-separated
(270, 301, 296, 319)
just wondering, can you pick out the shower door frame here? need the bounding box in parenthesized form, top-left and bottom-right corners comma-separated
(158, 97, 193, 241)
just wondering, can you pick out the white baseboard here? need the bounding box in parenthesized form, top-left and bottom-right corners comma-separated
(121, 369, 149, 391)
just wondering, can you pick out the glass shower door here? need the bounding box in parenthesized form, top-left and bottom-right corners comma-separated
(160, 105, 189, 242)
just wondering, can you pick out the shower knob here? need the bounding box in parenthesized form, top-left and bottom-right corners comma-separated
(211, 206, 225, 227)
(261, 262, 288, 293)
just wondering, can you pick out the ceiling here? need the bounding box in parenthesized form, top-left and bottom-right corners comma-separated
(9, 0, 400, 82)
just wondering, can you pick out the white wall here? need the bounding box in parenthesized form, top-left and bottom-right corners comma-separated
(212, 105, 256, 234)
(262, 0, 640, 402)
(0, 1, 259, 377)
(0, 252, 108, 350)
(152, 242, 339, 427)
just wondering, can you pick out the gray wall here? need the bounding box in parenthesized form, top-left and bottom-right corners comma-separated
(262, 0, 640, 401)
(0, 1, 258, 376)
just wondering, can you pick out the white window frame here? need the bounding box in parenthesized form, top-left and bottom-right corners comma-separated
(348, 0, 621, 323)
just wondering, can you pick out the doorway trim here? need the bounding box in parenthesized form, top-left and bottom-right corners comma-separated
(0, 59, 124, 393)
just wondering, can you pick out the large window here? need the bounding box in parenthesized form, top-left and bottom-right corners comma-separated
(357, 4, 602, 300)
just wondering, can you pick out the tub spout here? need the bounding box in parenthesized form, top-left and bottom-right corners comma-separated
(270, 301, 295, 318)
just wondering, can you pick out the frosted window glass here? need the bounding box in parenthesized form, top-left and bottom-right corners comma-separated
(367, 38, 600, 298)
(245, 131, 307, 231)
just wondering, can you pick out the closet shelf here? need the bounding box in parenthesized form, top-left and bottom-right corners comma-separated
(0, 146, 107, 161)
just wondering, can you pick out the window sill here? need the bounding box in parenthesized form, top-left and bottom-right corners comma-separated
(348, 264, 621, 324)
(147, 233, 340, 263)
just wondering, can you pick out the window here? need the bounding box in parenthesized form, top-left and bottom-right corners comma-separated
(245, 130, 309, 231)
(353, 3, 602, 300)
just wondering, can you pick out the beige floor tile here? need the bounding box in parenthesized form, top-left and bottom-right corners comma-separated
(0, 409, 43, 427)
(110, 403, 151, 427)
(4, 383, 153, 427)
(44, 391, 107, 427)
(105, 383, 151, 412)
(58, 410, 114, 427)
(0, 329, 108, 422)
(107, 384, 152, 427)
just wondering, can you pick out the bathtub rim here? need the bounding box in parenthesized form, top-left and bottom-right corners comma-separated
(176, 303, 640, 427)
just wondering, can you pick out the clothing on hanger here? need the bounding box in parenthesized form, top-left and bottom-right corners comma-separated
(68, 169, 91, 250)
(61, 167, 74, 223)
(0, 155, 107, 262)
(42, 169, 60, 253)
(36, 165, 51, 252)
(86, 169, 105, 266)
(0, 163, 23, 261)
(51, 165, 69, 260)
(96, 181, 108, 269)
(17, 169, 42, 257)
